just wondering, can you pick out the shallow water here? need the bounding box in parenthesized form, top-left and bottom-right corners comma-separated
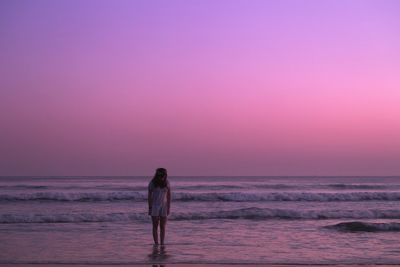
(1, 176, 400, 265)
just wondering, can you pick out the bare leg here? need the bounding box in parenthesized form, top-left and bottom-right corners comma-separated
(160, 216, 167, 245)
(151, 216, 160, 245)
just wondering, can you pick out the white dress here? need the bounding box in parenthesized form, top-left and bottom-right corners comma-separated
(148, 180, 170, 217)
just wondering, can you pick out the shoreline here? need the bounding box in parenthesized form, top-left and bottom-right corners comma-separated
(1, 264, 399, 267)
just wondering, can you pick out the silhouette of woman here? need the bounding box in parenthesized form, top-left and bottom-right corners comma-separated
(148, 168, 171, 245)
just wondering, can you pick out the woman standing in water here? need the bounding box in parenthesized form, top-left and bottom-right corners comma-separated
(148, 168, 171, 246)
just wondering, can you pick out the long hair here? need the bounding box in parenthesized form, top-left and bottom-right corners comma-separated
(151, 168, 168, 188)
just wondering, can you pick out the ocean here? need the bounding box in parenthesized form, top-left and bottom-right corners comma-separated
(1, 176, 400, 265)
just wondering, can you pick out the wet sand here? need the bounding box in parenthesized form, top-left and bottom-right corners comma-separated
(0, 264, 398, 267)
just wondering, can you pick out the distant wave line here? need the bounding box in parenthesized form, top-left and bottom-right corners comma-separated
(1, 183, 398, 191)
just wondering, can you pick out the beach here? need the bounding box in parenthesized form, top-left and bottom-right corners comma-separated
(1, 176, 400, 265)
(0, 264, 399, 267)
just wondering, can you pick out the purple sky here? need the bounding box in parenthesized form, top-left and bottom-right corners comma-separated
(1, 0, 400, 176)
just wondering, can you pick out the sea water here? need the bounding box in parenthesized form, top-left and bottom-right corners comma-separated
(1, 176, 400, 265)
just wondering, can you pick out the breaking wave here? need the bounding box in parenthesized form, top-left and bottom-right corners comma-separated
(325, 184, 392, 190)
(2, 191, 400, 202)
(176, 192, 400, 202)
(325, 221, 400, 232)
(2, 208, 400, 223)
(0, 191, 146, 202)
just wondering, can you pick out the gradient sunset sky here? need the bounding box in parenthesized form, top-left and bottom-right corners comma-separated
(1, 0, 399, 176)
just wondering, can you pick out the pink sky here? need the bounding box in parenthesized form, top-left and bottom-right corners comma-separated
(1, 0, 399, 176)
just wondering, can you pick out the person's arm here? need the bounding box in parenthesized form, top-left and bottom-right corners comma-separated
(167, 185, 171, 216)
(148, 188, 152, 216)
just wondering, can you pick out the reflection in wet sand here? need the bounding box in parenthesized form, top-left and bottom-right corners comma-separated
(148, 244, 168, 266)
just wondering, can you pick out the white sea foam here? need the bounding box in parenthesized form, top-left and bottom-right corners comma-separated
(0, 191, 146, 201)
(176, 191, 400, 202)
(2, 191, 400, 202)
